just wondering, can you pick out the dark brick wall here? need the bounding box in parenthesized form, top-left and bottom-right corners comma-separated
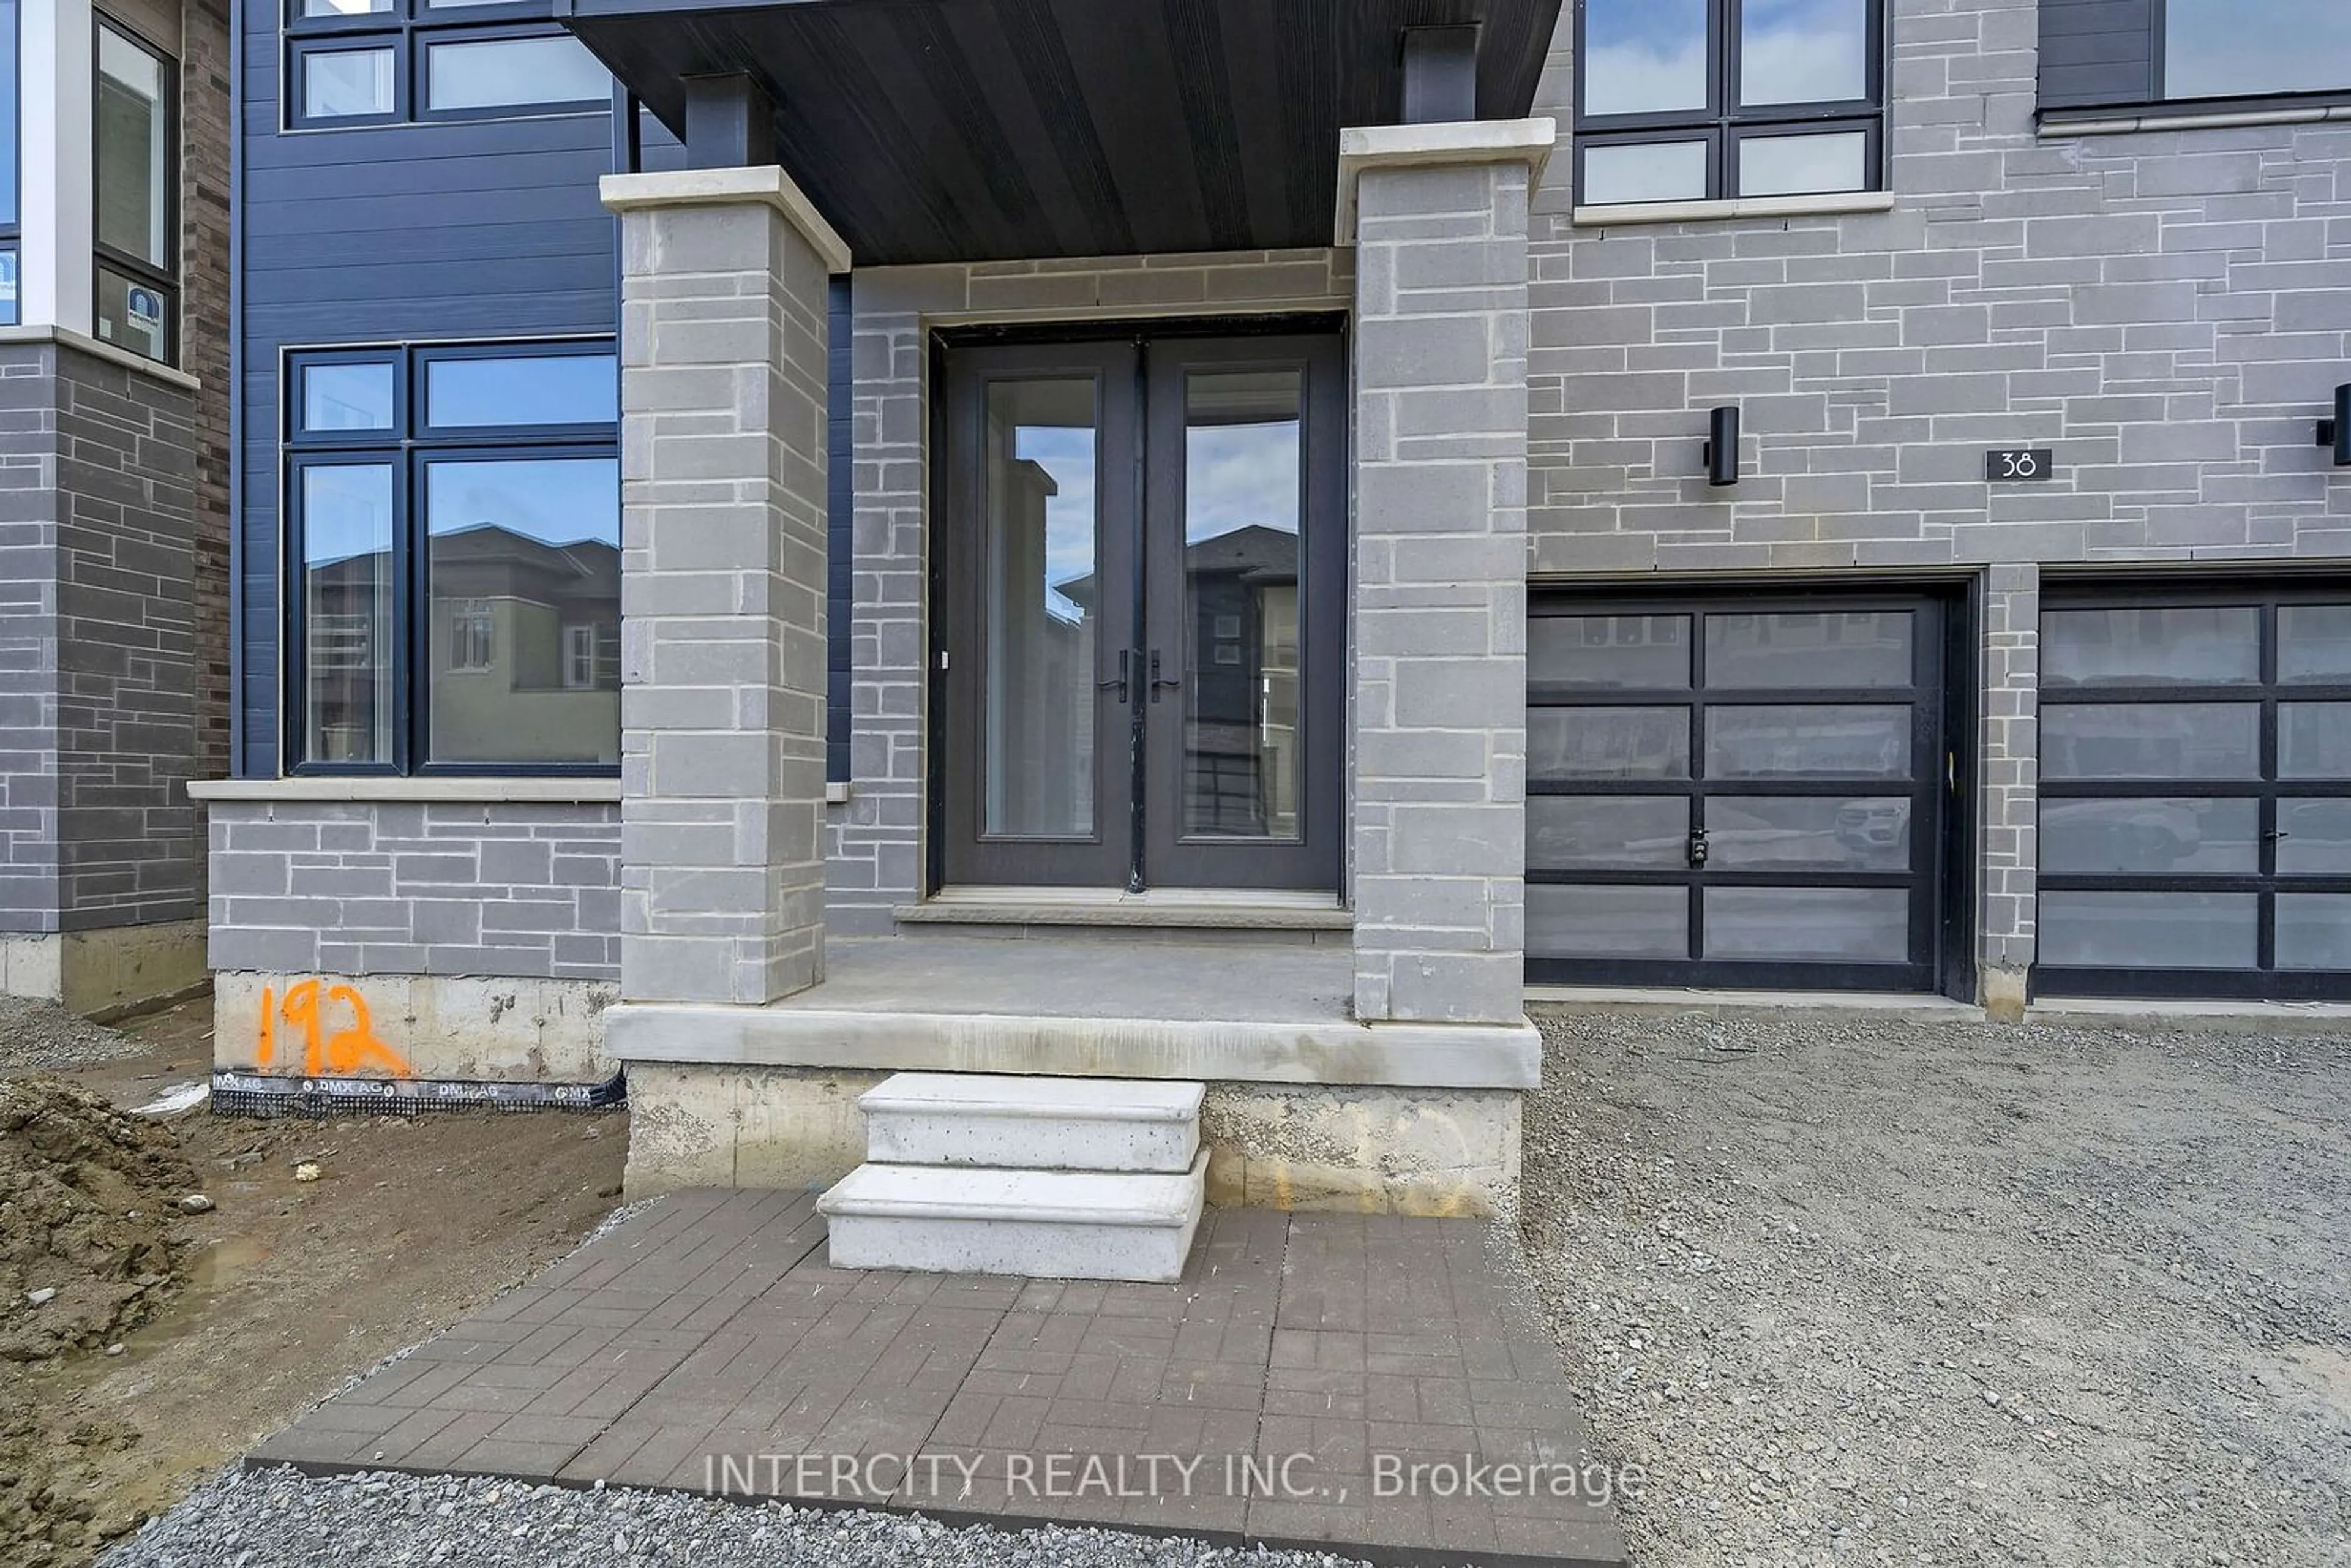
(0, 342, 206, 934)
(56, 347, 203, 929)
(0, 351, 63, 931)
(184, 0, 234, 816)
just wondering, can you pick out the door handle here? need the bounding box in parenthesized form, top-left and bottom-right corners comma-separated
(1688, 826, 1709, 869)
(1149, 650, 1182, 703)
(1099, 649, 1130, 705)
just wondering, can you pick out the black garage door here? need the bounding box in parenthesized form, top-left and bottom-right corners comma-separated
(2038, 586, 2351, 1000)
(1526, 591, 1955, 992)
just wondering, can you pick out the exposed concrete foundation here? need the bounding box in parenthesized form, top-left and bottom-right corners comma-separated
(1, 919, 209, 1017)
(1980, 966, 2031, 1024)
(620, 1063, 1522, 1217)
(213, 970, 618, 1084)
(1202, 1084, 1521, 1218)
(623, 1063, 884, 1199)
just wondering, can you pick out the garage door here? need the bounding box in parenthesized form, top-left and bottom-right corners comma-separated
(2038, 587, 2351, 1000)
(1526, 592, 1952, 991)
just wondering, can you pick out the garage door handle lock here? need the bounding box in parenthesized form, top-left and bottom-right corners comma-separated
(1688, 827, 1710, 869)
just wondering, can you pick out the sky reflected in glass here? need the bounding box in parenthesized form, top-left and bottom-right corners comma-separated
(2167, 0, 2351, 98)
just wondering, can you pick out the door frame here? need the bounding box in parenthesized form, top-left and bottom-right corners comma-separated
(933, 339, 1140, 889)
(926, 313, 1349, 896)
(1524, 580, 1971, 995)
(1141, 332, 1346, 891)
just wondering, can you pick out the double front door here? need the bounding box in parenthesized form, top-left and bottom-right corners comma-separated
(937, 329, 1344, 892)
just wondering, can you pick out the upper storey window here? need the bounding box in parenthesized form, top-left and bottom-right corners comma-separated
(2162, 1, 2351, 100)
(95, 18, 177, 364)
(1572, 0, 1885, 206)
(2041, 0, 2351, 117)
(285, 0, 609, 129)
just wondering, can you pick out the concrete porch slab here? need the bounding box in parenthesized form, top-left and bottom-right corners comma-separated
(248, 1190, 1627, 1568)
(606, 937, 1541, 1090)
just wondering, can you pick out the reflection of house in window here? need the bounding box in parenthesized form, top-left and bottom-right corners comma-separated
(304, 549, 393, 763)
(1184, 523, 1300, 838)
(428, 523, 620, 763)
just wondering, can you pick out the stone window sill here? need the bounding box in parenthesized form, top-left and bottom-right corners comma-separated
(2039, 100, 2351, 137)
(1569, 190, 1897, 228)
(187, 777, 622, 805)
(0, 324, 203, 391)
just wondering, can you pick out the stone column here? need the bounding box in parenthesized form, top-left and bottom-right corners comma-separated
(600, 168, 850, 1005)
(1340, 121, 1553, 1026)
(1979, 563, 2039, 1021)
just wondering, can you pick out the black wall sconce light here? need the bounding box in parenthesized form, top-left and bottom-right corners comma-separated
(1702, 405, 1741, 487)
(2320, 384, 2351, 468)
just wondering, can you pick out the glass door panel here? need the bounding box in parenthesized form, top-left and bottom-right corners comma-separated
(1144, 336, 1343, 891)
(1176, 368, 1302, 840)
(939, 343, 1136, 888)
(981, 378, 1100, 838)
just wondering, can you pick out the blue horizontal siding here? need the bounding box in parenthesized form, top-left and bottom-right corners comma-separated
(236, 0, 635, 775)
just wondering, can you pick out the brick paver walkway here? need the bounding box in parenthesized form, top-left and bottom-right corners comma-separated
(252, 1190, 1625, 1567)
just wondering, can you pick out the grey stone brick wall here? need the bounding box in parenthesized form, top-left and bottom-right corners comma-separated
(1522, 0, 2350, 574)
(1522, 0, 2350, 989)
(609, 177, 835, 1004)
(0, 340, 203, 935)
(1981, 563, 2039, 982)
(830, 250, 1354, 932)
(206, 801, 621, 979)
(1349, 159, 1534, 1025)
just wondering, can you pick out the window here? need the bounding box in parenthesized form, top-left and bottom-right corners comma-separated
(421, 32, 610, 114)
(287, 342, 621, 774)
(2162, 1, 2351, 101)
(561, 624, 597, 689)
(94, 18, 175, 362)
(1573, 0, 1883, 206)
(285, 0, 609, 129)
(448, 599, 495, 672)
(1, 0, 18, 326)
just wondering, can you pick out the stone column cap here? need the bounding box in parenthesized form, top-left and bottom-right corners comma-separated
(601, 165, 852, 275)
(1333, 117, 1558, 245)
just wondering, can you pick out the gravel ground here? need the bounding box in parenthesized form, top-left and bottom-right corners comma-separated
(1523, 1007, 2351, 1567)
(0, 997, 157, 1075)
(101, 1468, 1377, 1568)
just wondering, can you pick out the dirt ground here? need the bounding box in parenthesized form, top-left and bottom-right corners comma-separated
(1523, 1007, 2351, 1567)
(0, 996, 626, 1567)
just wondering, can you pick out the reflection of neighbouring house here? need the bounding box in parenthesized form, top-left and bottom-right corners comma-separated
(1059, 520, 1300, 839)
(1180, 523, 1300, 839)
(309, 524, 620, 765)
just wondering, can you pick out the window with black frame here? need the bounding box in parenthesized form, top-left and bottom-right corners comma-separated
(94, 17, 174, 362)
(285, 0, 609, 129)
(1572, 0, 1884, 207)
(286, 342, 621, 775)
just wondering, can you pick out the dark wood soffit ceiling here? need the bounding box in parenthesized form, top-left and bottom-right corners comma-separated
(564, 0, 1562, 266)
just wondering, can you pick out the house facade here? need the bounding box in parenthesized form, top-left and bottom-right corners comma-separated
(155, 0, 2351, 1206)
(0, 0, 228, 1015)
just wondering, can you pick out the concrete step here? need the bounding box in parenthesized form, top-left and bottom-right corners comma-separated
(816, 1154, 1208, 1282)
(858, 1072, 1203, 1173)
